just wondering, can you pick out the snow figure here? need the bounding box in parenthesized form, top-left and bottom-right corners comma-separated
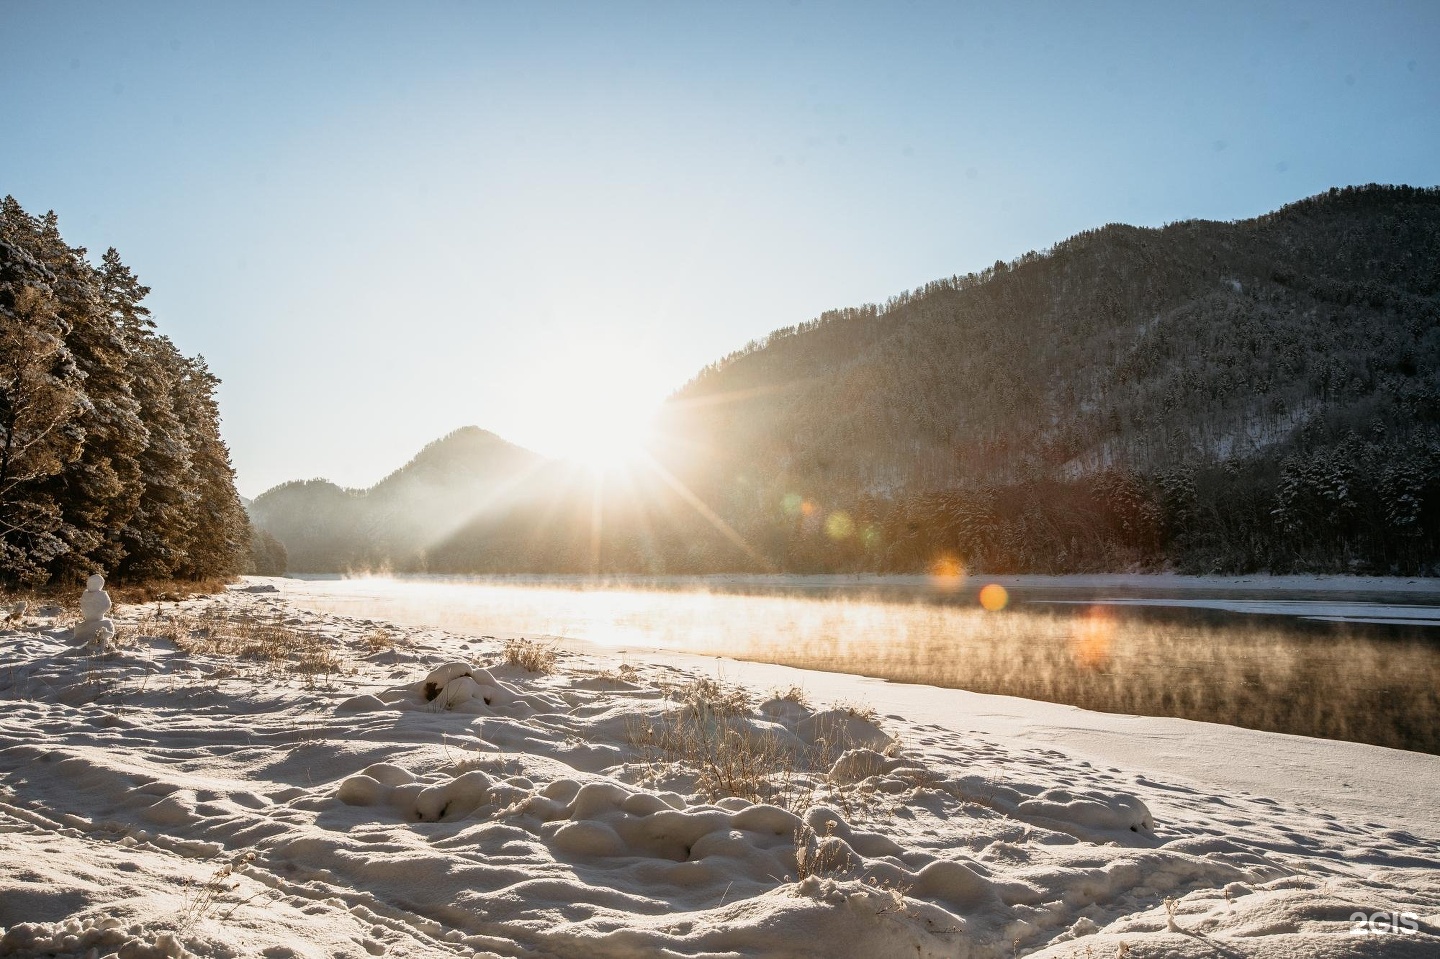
(73, 573, 116, 650)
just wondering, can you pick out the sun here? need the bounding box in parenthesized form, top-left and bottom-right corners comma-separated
(520, 383, 659, 475)
(503, 339, 670, 474)
(559, 405, 657, 473)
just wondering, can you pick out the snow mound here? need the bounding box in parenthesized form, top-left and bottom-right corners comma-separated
(0, 919, 184, 959)
(336, 659, 564, 716)
(948, 774, 1156, 842)
(545, 877, 967, 959)
(337, 763, 518, 822)
(794, 708, 892, 751)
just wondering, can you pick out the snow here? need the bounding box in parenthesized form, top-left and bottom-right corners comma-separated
(1, 576, 1437, 958)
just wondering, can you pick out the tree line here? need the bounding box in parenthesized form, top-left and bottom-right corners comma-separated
(0, 197, 252, 586)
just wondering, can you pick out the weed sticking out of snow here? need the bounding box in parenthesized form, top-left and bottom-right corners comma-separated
(151, 606, 355, 688)
(174, 851, 259, 939)
(596, 662, 641, 684)
(794, 819, 854, 880)
(503, 636, 558, 674)
(626, 704, 796, 806)
(772, 684, 811, 709)
(361, 627, 403, 653)
(831, 699, 879, 722)
(670, 675, 754, 717)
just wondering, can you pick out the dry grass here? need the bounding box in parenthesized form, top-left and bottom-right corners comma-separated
(669, 676, 752, 718)
(361, 628, 403, 654)
(703, 606, 1440, 754)
(173, 850, 263, 940)
(793, 820, 854, 879)
(771, 685, 811, 708)
(503, 638, 557, 674)
(630, 677, 771, 800)
(627, 678, 890, 817)
(293, 645, 344, 687)
(629, 713, 796, 804)
(153, 607, 348, 686)
(167, 607, 297, 663)
(597, 663, 641, 684)
(831, 700, 879, 722)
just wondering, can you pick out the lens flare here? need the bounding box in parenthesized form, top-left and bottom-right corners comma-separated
(978, 583, 1008, 611)
(1069, 606, 1115, 670)
(929, 553, 965, 590)
(825, 511, 855, 540)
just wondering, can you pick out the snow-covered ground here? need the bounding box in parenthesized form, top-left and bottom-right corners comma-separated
(1, 578, 1437, 958)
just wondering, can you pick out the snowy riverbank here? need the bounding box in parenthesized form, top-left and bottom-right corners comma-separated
(1, 580, 1437, 957)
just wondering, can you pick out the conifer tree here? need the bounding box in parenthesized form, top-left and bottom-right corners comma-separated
(101, 249, 197, 579)
(170, 355, 249, 578)
(0, 196, 250, 585)
(29, 216, 147, 580)
(0, 283, 87, 583)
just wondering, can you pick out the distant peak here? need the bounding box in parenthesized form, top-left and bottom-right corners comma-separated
(413, 426, 528, 458)
(364, 425, 544, 491)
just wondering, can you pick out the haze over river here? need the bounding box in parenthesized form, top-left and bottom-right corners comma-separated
(282, 572, 1440, 643)
(279, 573, 1440, 753)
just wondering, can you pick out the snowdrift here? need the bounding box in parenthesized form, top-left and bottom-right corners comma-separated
(1, 581, 1437, 957)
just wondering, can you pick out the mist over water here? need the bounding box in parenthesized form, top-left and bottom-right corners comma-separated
(284, 574, 1440, 753)
(285, 575, 945, 650)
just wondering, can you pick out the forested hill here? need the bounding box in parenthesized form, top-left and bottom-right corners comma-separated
(654, 184, 1440, 574)
(0, 197, 250, 586)
(669, 184, 1440, 491)
(249, 428, 549, 572)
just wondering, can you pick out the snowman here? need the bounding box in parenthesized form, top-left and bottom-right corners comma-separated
(73, 573, 116, 650)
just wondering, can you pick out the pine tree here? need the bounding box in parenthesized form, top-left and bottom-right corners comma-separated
(30, 217, 147, 580)
(101, 250, 197, 580)
(0, 202, 88, 582)
(170, 355, 248, 578)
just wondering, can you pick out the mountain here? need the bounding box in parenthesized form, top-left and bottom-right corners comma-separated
(666, 184, 1439, 491)
(250, 427, 547, 571)
(654, 184, 1440, 574)
(256, 185, 1440, 576)
(254, 421, 719, 574)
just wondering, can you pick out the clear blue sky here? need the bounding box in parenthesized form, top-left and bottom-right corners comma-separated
(3, 1, 1437, 495)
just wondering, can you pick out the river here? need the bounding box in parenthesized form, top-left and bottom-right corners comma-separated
(277, 573, 1440, 753)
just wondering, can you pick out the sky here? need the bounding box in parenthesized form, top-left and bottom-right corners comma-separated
(3, 1, 1438, 496)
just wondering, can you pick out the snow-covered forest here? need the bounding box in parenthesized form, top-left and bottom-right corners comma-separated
(0, 197, 250, 585)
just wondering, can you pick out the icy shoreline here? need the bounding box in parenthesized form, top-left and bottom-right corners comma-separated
(1, 581, 1436, 957)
